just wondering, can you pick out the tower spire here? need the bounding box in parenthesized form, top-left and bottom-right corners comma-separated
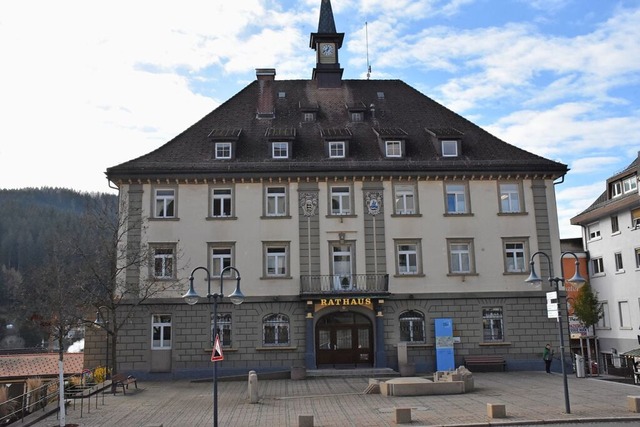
(310, 0, 344, 88)
(317, 0, 337, 33)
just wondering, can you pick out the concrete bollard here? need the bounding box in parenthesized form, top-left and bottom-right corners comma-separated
(248, 370, 259, 404)
(394, 407, 412, 424)
(298, 414, 314, 427)
(627, 396, 640, 412)
(487, 403, 506, 418)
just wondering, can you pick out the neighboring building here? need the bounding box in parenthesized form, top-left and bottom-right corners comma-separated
(571, 152, 640, 364)
(95, 0, 569, 378)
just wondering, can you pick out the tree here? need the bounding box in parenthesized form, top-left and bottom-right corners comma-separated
(572, 281, 603, 375)
(573, 282, 603, 330)
(70, 194, 183, 380)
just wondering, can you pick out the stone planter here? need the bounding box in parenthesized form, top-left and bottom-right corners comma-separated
(291, 366, 307, 380)
(399, 363, 416, 377)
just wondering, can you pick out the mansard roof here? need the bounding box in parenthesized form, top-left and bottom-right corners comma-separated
(106, 78, 567, 184)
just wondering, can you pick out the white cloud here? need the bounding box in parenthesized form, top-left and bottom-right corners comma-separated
(570, 157, 620, 174)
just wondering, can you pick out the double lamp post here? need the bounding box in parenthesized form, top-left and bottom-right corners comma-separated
(183, 265, 245, 427)
(526, 250, 586, 414)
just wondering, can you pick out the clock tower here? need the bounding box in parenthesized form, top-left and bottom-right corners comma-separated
(310, 0, 344, 88)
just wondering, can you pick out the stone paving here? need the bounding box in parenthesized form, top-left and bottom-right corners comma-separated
(31, 372, 640, 426)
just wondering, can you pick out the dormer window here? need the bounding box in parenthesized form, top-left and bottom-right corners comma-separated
(611, 174, 638, 198)
(303, 112, 315, 122)
(209, 128, 242, 160)
(278, 91, 286, 99)
(426, 128, 464, 158)
(215, 142, 232, 159)
(329, 141, 345, 158)
(442, 140, 458, 157)
(272, 142, 289, 159)
(385, 141, 402, 157)
(373, 128, 408, 159)
(351, 112, 363, 122)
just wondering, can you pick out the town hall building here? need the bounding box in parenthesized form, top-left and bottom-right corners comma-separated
(93, 0, 569, 378)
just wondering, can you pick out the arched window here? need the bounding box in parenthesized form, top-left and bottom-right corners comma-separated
(399, 310, 425, 343)
(263, 313, 290, 346)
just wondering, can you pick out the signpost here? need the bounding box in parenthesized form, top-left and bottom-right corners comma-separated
(546, 291, 559, 319)
(211, 334, 224, 362)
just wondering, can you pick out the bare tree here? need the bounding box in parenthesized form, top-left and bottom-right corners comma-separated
(72, 194, 183, 378)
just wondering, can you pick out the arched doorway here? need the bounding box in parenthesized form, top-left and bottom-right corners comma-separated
(316, 311, 373, 368)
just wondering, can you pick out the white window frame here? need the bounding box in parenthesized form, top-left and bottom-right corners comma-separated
(262, 313, 290, 346)
(330, 185, 352, 215)
(210, 244, 234, 277)
(614, 252, 624, 273)
(215, 142, 232, 159)
(272, 142, 289, 159)
(623, 175, 638, 194)
(264, 243, 289, 277)
(399, 310, 425, 343)
(396, 240, 421, 275)
(151, 314, 172, 349)
(591, 257, 604, 276)
(482, 307, 504, 342)
(212, 313, 232, 347)
(442, 140, 458, 157)
(499, 182, 522, 213)
(448, 239, 474, 274)
(612, 181, 623, 197)
(303, 112, 315, 122)
(152, 246, 175, 279)
(503, 240, 527, 273)
(618, 301, 631, 329)
(394, 183, 416, 215)
(265, 186, 287, 217)
(385, 140, 402, 157)
(445, 183, 468, 214)
(611, 215, 619, 234)
(154, 188, 176, 218)
(211, 187, 233, 218)
(587, 223, 601, 241)
(329, 141, 345, 158)
(351, 112, 363, 122)
(596, 301, 609, 329)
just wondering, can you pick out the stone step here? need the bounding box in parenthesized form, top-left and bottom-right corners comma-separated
(306, 368, 398, 378)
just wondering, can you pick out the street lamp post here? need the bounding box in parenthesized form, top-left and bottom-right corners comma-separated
(525, 251, 586, 414)
(183, 265, 245, 427)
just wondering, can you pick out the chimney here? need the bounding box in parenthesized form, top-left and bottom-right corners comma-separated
(256, 68, 276, 119)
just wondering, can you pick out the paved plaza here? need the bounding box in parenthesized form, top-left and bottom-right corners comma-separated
(31, 372, 640, 426)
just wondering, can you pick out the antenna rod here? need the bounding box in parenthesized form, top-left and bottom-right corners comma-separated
(366, 22, 371, 79)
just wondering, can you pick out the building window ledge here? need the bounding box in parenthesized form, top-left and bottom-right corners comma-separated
(256, 346, 298, 351)
(479, 342, 512, 346)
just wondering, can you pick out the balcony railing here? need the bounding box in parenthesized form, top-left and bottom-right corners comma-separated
(300, 274, 389, 295)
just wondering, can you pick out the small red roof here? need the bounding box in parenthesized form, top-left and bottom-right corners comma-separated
(0, 353, 84, 380)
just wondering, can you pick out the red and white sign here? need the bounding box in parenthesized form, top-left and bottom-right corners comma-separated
(211, 334, 224, 362)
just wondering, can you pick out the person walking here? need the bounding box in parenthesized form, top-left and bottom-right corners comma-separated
(543, 343, 554, 373)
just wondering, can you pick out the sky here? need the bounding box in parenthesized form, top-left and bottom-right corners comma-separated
(1, 0, 639, 239)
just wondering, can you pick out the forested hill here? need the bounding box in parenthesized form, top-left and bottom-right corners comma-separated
(0, 188, 117, 348)
(0, 187, 117, 271)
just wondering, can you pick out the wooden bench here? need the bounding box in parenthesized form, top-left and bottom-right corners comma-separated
(464, 355, 506, 372)
(111, 374, 138, 395)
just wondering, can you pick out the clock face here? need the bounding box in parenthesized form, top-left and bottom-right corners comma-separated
(321, 43, 334, 56)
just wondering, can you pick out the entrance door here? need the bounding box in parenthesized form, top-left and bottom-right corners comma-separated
(316, 312, 373, 368)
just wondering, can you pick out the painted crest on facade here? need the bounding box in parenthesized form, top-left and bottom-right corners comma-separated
(299, 192, 318, 217)
(365, 191, 383, 216)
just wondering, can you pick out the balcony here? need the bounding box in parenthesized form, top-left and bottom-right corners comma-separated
(300, 274, 389, 296)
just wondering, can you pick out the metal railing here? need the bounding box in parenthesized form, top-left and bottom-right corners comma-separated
(300, 274, 389, 295)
